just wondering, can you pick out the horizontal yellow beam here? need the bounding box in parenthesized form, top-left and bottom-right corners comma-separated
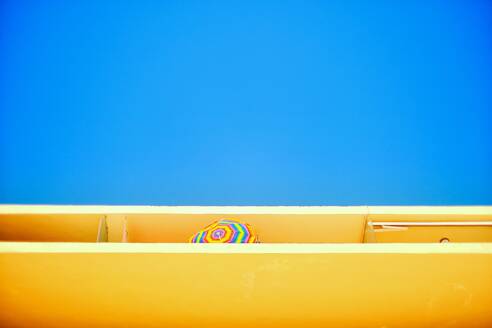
(1, 205, 492, 215)
(2, 244, 491, 328)
(1, 242, 491, 254)
(0, 205, 369, 214)
(371, 221, 492, 226)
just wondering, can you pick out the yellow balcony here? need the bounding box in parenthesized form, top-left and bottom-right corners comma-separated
(1, 205, 491, 327)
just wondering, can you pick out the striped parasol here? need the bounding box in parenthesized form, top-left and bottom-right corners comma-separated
(189, 219, 259, 243)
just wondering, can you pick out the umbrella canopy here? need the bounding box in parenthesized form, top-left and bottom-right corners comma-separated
(189, 219, 259, 243)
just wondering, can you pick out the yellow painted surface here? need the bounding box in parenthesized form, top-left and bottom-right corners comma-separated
(106, 215, 128, 242)
(372, 225, 492, 243)
(0, 206, 492, 327)
(0, 214, 101, 242)
(125, 213, 366, 242)
(2, 206, 492, 243)
(0, 205, 370, 215)
(1, 243, 491, 328)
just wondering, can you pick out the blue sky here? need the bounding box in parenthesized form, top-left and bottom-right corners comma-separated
(0, 1, 491, 205)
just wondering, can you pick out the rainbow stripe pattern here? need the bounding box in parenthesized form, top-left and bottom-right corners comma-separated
(189, 219, 259, 243)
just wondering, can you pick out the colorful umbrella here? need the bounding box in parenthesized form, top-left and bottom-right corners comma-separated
(189, 219, 259, 243)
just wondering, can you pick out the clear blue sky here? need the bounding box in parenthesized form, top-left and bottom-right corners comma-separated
(1, 1, 491, 205)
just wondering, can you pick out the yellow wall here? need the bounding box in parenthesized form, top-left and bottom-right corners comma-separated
(0, 214, 102, 242)
(0, 243, 491, 328)
(125, 213, 365, 242)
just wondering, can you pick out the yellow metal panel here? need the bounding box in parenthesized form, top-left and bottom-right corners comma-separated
(106, 215, 128, 242)
(125, 214, 366, 243)
(0, 243, 491, 328)
(372, 226, 492, 243)
(0, 214, 101, 242)
(364, 206, 492, 243)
